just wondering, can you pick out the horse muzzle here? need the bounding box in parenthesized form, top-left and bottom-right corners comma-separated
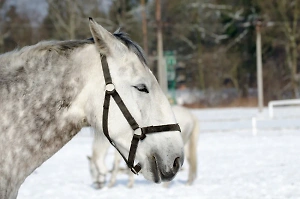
(150, 153, 184, 183)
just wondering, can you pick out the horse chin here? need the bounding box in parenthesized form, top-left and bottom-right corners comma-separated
(151, 156, 162, 183)
(141, 156, 162, 183)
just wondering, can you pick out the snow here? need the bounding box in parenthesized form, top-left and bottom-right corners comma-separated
(18, 107, 300, 199)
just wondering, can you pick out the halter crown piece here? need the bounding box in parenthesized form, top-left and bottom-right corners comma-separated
(101, 55, 181, 174)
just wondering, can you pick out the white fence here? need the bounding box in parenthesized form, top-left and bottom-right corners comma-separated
(252, 99, 300, 135)
(188, 102, 300, 134)
(268, 99, 300, 118)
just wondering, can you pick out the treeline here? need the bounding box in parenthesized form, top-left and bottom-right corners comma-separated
(0, 0, 299, 105)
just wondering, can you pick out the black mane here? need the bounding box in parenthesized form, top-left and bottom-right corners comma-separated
(113, 29, 147, 65)
(88, 29, 147, 65)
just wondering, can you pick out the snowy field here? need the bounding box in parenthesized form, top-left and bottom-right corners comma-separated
(18, 107, 300, 199)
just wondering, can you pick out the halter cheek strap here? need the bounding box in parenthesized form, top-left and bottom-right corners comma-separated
(101, 55, 181, 174)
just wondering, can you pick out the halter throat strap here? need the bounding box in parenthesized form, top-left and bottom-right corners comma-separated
(101, 55, 181, 174)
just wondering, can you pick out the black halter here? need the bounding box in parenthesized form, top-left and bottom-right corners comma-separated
(101, 55, 181, 174)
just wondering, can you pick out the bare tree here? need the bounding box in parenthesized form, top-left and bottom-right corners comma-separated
(257, 0, 300, 98)
(0, 4, 33, 52)
(155, 0, 167, 93)
(141, 0, 148, 56)
(0, 0, 8, 50)
(46, 0, 107, 39)
(46, 0, 82, 39)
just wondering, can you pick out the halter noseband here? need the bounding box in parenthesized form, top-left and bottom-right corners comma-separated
(101, 55, 181, 175)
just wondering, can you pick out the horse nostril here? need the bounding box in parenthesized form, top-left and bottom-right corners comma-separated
(172, 157, 181, 173)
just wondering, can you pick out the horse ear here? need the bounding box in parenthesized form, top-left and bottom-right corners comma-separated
(89, 17, 114, 55)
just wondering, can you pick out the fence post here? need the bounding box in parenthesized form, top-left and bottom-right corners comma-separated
(252, 117, 257, 136)
(268, 102, 273, 118)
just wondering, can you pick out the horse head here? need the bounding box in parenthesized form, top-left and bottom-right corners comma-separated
(86, 18, 184, 183)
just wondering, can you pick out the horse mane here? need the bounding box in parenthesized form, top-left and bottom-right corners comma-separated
(0, 28, 146, 81)
(46, 29, 147, 65)
(113, 29, 147, 65)
(87, 29, 147, 65)
(0, 39, 94, 62)
(0, 40, 94, 82)
(51, 30, 148, 65)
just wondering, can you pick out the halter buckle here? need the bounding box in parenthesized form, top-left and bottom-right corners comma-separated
(105, 83, 115, 93)
(130, 163, 141, 175)
(130, 167, 139, 175)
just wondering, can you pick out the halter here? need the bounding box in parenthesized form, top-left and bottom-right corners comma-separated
(101, 55, 181, 175)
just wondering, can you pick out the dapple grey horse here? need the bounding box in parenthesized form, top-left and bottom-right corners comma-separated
(0, 18, 184, 199)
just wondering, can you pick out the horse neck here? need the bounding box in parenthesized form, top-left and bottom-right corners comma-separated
(0, 44, 101, 196)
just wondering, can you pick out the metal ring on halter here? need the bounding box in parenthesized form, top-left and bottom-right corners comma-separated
(134, 128, 142, 136)
(105, 83, 115, 93)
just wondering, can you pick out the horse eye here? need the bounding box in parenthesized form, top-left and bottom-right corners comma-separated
(133, 84, 149, 93)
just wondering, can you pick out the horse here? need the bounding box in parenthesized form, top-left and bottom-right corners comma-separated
(0, 18, 184, 199)
(88, 105, 199, 188)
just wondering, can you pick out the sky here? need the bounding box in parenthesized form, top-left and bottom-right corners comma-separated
(2, 0, 112, 26)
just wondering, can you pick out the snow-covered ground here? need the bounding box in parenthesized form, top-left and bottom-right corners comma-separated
(18, 107, 300, 199)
